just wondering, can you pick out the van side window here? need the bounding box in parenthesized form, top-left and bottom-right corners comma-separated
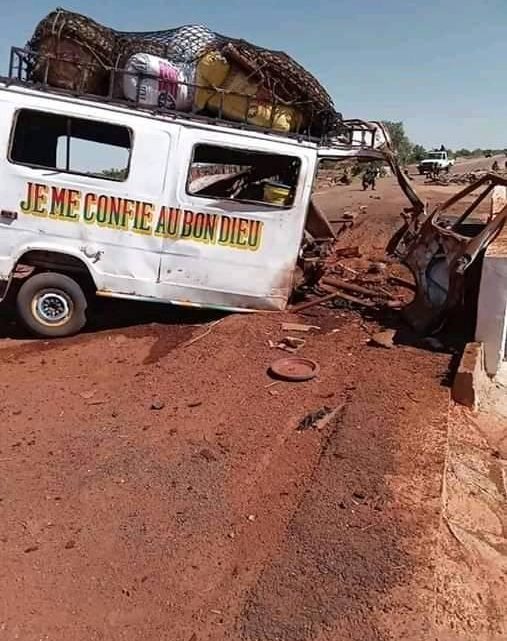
(187, 144, 301, 207)
(10, 110, 131, 181)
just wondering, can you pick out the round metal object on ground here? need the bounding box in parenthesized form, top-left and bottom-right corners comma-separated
(269, 357, 320, 382)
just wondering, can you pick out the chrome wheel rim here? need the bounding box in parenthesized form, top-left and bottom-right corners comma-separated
(33, 291, 72, 326)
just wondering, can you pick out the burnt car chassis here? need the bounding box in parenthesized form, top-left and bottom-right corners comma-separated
(293, 137, 506, 336)
(387, 172, 507, 334)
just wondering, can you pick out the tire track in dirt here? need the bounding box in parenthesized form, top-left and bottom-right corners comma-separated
(240, 344, 449, 641)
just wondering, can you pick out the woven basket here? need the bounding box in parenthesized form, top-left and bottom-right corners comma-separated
(28, 9, 115, 93)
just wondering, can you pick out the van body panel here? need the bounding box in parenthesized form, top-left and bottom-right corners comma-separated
(156, 126, 315, 309)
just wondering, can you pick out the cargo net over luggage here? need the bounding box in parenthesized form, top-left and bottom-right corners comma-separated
(11, 7, 341, 139)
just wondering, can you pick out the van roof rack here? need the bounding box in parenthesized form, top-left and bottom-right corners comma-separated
(3, 46, 350, 145)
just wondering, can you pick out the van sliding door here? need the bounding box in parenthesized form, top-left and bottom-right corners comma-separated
(157, 128, 313, 311)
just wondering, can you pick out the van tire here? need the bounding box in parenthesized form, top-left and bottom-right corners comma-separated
(16, 272, 87, 338)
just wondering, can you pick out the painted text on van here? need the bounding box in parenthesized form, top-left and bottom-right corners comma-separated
(20, 182, 264, 251)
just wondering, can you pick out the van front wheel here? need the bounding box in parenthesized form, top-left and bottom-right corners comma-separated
(16, 272, 87, 338)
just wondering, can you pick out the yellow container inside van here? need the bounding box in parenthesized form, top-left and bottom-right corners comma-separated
(264, 182, 291, 206)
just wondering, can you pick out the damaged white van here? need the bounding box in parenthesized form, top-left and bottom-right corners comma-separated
(0, 67, 395, 336)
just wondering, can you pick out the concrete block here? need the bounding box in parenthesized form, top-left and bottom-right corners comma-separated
(476, 227, 507, 376)
(452, 342, 488, 410)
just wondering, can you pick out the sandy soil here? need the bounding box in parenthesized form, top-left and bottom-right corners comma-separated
(0, 310, 451, 641)
(434, 403, 507, 641)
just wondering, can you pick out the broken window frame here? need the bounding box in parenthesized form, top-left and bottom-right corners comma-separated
(185, 143, 302, 209)
(8, 108, 133, 182)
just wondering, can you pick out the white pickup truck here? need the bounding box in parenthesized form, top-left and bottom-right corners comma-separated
(417, 150, 455, 175)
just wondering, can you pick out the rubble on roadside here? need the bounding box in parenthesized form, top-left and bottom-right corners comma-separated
(291, 235, 412, 315)
(300, 167, 507, 347)
(425, 169, 507, 186)
(369, 329, 396, 349)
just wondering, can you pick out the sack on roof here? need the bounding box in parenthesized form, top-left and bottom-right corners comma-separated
(123, 53, 195, 111)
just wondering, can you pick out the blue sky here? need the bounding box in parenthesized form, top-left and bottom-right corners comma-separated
(0, 0, 505, 149)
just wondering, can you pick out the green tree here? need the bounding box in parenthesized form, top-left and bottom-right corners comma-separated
(382, 121, 413, 165)
(410, 144, 427, 163)
(101, 167, 127, 180)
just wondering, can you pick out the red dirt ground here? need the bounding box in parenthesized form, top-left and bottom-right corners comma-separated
(0, 176, 456, 640)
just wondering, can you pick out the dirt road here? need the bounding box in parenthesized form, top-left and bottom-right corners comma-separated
(0, 176, 481, 640)
(452, 154, 505, 173)
(0, 311, 450, 641)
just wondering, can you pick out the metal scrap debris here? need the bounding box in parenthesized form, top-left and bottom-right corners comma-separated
(281, 322, 320, 332)
(297, 407, 331, 431)
(297, 403, 344, 431)
(389, 172, 507, 332)
(290, 146, 427, 315)
(269, 356, 320, 382)
(277, 336, 306, 353)
(290, 270, 397, 313)
(321, 276, 395, 301)
(332, 246, 361, 258)
(290, 287, 376, 313)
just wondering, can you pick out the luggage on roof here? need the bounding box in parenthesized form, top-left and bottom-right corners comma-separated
(25, 7, 340, 136)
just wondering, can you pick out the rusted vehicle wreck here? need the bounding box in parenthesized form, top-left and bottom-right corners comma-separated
(388, 172, 507, 334)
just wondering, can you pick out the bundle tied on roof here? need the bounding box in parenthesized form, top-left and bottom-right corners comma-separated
(26, 7, 340, 136)
(27, 8, 116, 94)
